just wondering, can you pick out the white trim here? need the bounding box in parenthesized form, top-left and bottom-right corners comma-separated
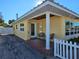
(15, 1, 49, 23)
(27, 11, 62, 21)
(46, 12, 50, 49)
(30, 23, 37, 37)
(13, 1, 79, 24)
(19, 23, 24, 32)
(27, 12, 46, 20)
(35, 23, 37, 37)
(49, 11, 62, 16)
(21, 1, 79, 20)
(48, 1, 79, 17)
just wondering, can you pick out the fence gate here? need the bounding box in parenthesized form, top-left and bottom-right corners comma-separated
(54, 39, 79, 59)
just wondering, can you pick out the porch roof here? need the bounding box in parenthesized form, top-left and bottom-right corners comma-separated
(12, 0, 79, 25)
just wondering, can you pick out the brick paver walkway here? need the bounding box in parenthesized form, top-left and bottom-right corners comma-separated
(0, 35, 60, 59)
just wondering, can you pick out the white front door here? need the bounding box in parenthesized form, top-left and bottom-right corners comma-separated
(30, 23, 37, 37)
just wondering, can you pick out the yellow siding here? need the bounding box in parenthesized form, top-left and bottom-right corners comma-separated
(13, 16, 79, 40)
(63, 16, 79, 23)
(13, 19, 29, 40)
(50, 16, 65, 39)
(28, 16, 65, 39)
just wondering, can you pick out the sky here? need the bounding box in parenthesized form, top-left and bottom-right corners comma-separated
(0, 0, 79, 23)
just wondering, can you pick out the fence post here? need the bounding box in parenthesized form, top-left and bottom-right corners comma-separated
(60, 40, 62, 58)
(63, 40, 65, 59)
(70, 42, 72, 59)
(74, 42, 77, 59)
(66, 41, 68, 59)
(57, 40, 59, 56)
(54, 38, 56, 56)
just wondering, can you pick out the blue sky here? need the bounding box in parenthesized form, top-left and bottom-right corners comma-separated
(0, 0, 79, 23)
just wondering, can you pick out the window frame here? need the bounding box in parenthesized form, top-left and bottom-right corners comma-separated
(19, 23, 24, 31)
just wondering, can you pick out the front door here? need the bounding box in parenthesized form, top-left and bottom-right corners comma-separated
(30, 23, 36, 37)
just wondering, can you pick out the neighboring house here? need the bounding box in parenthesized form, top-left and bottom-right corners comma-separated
(0, 27, 13, 35)
(12, 0, 79, 49)
(0, 26, 4, 28)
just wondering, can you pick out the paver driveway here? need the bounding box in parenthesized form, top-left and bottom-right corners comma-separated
(0, 35, 44, 59)
(0, 35, 60, 59)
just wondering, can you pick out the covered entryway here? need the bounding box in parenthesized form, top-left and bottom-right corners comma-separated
(30, 23, 37, 37)
(28, 12, 57, 50)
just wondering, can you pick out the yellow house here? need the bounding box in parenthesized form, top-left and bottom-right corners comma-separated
(12, 0, 79, 49)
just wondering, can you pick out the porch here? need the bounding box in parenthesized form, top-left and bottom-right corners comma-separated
(26, 38, 54, 56)
(28, 12, 65, 50)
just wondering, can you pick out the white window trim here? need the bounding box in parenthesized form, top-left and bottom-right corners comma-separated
(19, 24, 24, 32)
(30, 22, 37, 37)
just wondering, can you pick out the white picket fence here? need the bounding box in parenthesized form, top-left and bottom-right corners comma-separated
(54, 39, 79, 59)
(0, 28, 13, 35)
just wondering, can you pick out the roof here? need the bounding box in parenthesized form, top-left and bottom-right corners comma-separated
(12, 0, 79, 25)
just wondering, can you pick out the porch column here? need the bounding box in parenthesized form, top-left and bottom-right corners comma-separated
(46, 12, 50, 49)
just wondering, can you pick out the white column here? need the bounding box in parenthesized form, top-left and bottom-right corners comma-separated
(46, 12, 50, 49)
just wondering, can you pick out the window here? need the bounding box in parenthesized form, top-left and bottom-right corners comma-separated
(20, 28, 24, 31)
(16, 25, 17, 29)
(65, 20, 73, 28)
(20, 24, 24, 26)
(20, 23, 24, 31)
(65, 20, 79, 36)
(65, 20, 74, 36)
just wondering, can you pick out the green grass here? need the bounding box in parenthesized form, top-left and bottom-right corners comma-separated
(68, 38, 79, 43)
